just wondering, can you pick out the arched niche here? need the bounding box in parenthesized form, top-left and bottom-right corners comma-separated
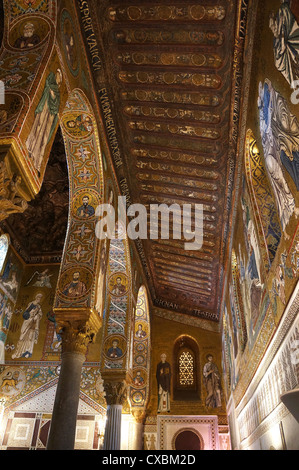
(101, 218, 132, 372)
(173, 335, 200, 401)
(231, 249, 247, 353)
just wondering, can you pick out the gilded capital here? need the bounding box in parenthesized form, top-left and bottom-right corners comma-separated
(58, 320, 97, 356)
(103, 380, 127, 406)
(53, 308, 102, 356)
(132, 409, 146, 424)
(0, 156, 30, 222)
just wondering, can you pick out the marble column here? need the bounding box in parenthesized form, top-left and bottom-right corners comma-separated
(46, 322, 95, 450)
(103, 380, 127, 450)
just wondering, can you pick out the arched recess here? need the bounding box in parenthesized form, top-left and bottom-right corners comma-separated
(231, 249, 247, 353)
(245, 129, 282, 270)
(128, 285, 151, 411)
(173, 335, 200, 401)
(101, 216, 132, 374)
(221, 308, 232, 393)
(53, 89, 105, 330)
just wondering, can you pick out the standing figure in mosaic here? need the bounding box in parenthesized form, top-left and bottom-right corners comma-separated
(156, 353, 171, 413)
(12, 293, 43, 359)
(203, 354, 222, 408)
(26, 69, 63, 174)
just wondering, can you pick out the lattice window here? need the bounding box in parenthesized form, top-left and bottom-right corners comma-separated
(179, 350, 194, 386)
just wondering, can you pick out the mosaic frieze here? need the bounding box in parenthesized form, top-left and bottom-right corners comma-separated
(8, 0, 53, 19)
(116, 51, 223, 69)
(118, 70, 222, 89)
(141, 198, 217, 220)
(136, 161, 219, 180)
(121, 89, 221, 107)
(125, 105, 221, 124)
(129, 120, 221, 140)
(132, 148, 218, 167)
(139, 189, 218, 204)
(108, 5, 226, 22)
(137, 172, 218, 192)
(110, 28, 224, 46)
(133, 133, 220, 154)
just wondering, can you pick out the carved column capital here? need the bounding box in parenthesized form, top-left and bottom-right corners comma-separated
(0, 155, 30, 223)
(54, 308, 102, 357)
(132, 409, 146, 424)
(59, 320, 96, 356)
(103, 380, 127, 406)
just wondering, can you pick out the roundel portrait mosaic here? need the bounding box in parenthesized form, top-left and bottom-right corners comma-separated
(108, 272, 129, 297)
(57, 266, 93, 301)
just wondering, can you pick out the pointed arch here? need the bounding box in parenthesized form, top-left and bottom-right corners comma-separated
(53, 89, 105, 324)
(231, 249, 247, 353)
(101, 218, 132, 371)
(245, 129, 281, 270)
(128, 285, 151, 410)
(173, 335, 200, 400)
(221, 307, 232, 392)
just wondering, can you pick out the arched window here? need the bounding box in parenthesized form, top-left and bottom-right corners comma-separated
(173, 336, 199, 400)
(178, 348, 195, 387)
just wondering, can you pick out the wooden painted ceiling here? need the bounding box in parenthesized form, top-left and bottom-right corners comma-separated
(93, 1, 242, 322)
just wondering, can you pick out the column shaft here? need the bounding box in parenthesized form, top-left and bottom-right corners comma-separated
(46, 351, 85, 450)
(103, 404, 122, 450)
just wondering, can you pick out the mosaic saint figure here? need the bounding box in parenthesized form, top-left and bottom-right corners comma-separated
(111, 276, 127, 296)
(26, 69, 62, 174)
(135, 323, 147, 339)
(62, 271, 87, 298)
(107, 339, 123, 358)
(76, 196, 95, 218)
(12, 293, 43, 359)
(156, 353, 171, 413)
(269, 1, 299, 86)
(133, 371, 144, 386)
(203, 354, 222, 408)
(14, 22, 40, 49)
